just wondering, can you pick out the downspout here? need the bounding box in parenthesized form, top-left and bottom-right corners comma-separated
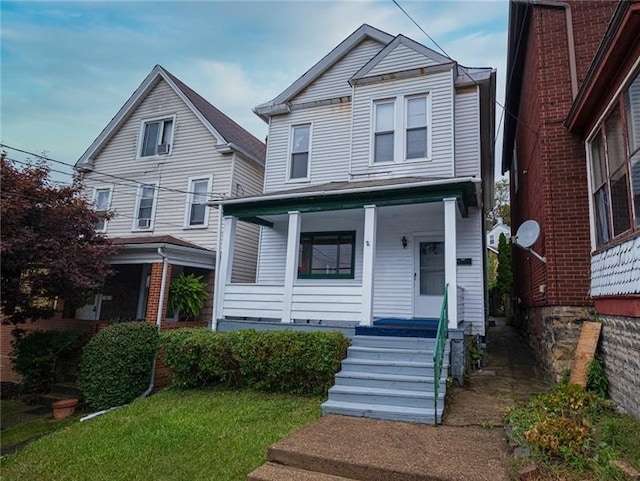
(81, 247, 168, 421)
(141, 247, 168, 398)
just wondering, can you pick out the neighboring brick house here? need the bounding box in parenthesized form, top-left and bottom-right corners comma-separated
(503, 0, 640, 417)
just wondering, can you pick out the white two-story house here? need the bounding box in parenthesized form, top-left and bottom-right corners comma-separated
(213, 25, 495, 423)
(215, 25, 495, 333)
(74, 65, 265, 325)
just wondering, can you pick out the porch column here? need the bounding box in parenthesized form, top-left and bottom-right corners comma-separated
(443, 197, 458, 329)
(215, 215, 237, 321)
(145, 262, 173, 324)
(282, 211, 301, 324)
(361, 205, 377, 326)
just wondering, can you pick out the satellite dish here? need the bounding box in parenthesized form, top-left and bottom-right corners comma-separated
(513, 219, 547, 263)
(515, 220, 540, 248)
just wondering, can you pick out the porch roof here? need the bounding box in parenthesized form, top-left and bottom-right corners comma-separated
(214, 176, 480, 224)
(110, 235, 215, 269)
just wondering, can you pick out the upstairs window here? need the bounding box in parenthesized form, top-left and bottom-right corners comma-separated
(588, 71, 640, 247)
(374, 101, 395, 163)
(406, 96, 428, 159)
(289, 124, 311, 180)
(133, 183, 157, 230)
(185, 177, 211, 228)
(140, 117, 174, 157)
(298, 231, 355, 279)
(93, 187, 112, 233)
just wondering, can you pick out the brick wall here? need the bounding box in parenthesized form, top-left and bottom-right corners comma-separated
(145, 262, 172, 324)
(512, 1, 617, 309)
(1, 318, 98, 383)
(599, 315, 640, 418)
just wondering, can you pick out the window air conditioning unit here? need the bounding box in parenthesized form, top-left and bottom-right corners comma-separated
(138, 218, 151, 229)
(157, 143, 170, 155)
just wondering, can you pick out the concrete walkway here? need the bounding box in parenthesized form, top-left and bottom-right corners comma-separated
(249, 318, 551, 481)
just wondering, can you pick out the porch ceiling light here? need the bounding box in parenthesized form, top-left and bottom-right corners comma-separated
(401, 236, 408, 249)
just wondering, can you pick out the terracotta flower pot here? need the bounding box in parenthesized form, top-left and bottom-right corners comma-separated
(52, 398, 79, 420)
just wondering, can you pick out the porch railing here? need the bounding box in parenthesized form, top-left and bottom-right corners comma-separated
(433, 283, 449, 424)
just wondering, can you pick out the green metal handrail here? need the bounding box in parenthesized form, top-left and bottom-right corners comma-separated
(433, 284, 449, 424)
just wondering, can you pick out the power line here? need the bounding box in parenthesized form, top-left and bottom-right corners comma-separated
(1, 143, 226, 198)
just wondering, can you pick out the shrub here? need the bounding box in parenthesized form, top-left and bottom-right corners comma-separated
(10, 328, 83, 394)
(78, 322, 159, 410)
(160, 329, 350, 395)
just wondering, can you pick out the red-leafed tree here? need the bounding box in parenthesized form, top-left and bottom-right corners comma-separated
(1, 154, 116, 323)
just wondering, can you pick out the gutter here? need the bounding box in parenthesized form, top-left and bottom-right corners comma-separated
(209, 177, 482, 207)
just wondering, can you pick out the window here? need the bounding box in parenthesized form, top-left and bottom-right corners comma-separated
(289, 125, 310, 180)
(298, 231, 355, 279)
(185, 177, 211, 227)
(588, 71, 640, 247)
(93, 187, 112, 232)
(419, 241, 445, 295)
(133, 183, 157, 230)
(140, 117, 174, 157)
(406, 96, 428, 159)
(374, 101, 395, 163)
(489, 234, 495, 245)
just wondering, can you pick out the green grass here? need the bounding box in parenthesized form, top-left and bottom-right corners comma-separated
(2, 413, 80, 449)
(1, 388, 322, 481)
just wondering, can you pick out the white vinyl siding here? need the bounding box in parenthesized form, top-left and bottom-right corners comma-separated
(454, 88, 481, 177)
(455, 210, 485, 333)
(264, 105, 351, 192)
(82, 79, 234, 250)
(230, 153, 265, 283)
(367, 44, 440, 77)
(292, 38, 384, 105)
(351, 70, 454, 178)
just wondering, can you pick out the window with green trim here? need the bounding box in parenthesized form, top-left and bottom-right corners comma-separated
(298, 231, 355, 279)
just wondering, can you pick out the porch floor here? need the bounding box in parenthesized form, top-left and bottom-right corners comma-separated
(355, 317, 439, 338)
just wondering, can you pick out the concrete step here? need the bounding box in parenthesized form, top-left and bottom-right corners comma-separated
(334, 370, 446, 392)
(327, 385, 444, 409)
(248, 462, 357, 481)
(321, 400, 440, 424)
(347, 346, 432, 362)
(341, 358, 442, 376)
(352, 335, 438, 350)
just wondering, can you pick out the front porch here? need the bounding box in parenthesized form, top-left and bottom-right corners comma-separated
(214, 177, 482, 332)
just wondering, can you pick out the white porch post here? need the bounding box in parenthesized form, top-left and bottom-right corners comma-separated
(361, 205, 377, 326)
(215, 215, 237, 321)
(282, 211, 301, 324)
(443, 198, 458, 329)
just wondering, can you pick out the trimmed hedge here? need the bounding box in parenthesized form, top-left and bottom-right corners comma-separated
(78, 322, 159, 410)
(160, 329, 350, 395)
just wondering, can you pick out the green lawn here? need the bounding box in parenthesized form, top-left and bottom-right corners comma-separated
(1, 389, 322, 481)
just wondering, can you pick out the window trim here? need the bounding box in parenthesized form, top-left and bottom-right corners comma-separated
(286, 123, 312, 183)
(137, 114, 177, 159)
(297, 230, 356, 280)
(369, 93, 432, 165)
(372, 99, 396, 164)
(183, 175, 213, 229)
(93, 186, 113, 233)
(404, 94, 431, 161)
(586, 71, 640, 250)
(131, 181, 159, 232)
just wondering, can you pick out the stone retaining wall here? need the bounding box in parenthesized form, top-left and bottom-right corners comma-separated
(599, 315, 640, 418)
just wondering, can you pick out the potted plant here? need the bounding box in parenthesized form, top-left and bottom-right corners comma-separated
(167, 273, 208, 321)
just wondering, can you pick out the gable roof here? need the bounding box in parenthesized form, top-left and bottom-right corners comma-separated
(253, 24, 393, 120)
(350, 34, 453, 83)
(76, 65, 265, 168)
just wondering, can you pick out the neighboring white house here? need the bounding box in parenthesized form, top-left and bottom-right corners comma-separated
(74, 65, 265, 324)
(487, 219, 511, 251)
(213, 25, 496, 337)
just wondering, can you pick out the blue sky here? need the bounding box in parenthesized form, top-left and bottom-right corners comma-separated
(1, 0, 508, 181)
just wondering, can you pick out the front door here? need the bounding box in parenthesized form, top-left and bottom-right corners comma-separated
(413, 237, 445, 318)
